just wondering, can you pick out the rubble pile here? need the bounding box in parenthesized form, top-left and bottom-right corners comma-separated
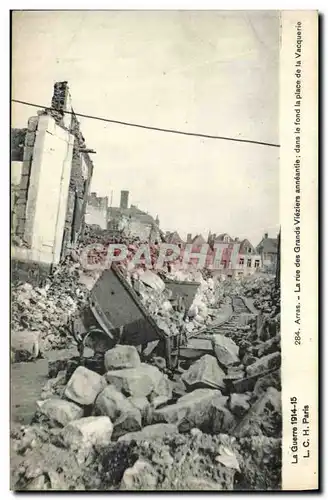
(127, 269, 226, 339)
(11, 259, 90, 354)
(11, 226, 282, 490)
(243, 276, 280, 315)
(11, 321, 282, 491)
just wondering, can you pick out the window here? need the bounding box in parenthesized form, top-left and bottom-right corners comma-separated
(248, 247, 252, 253)
(255, 260, 260, 268)
(239, 258, 244, 266)
(247, 259, 252, 268)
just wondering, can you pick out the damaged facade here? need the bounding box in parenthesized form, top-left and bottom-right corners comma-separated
(108, 190, 161, 242)
(85, 192, 108, 230)
(256, 232, 279, 273)
(11, 82, 95, 269)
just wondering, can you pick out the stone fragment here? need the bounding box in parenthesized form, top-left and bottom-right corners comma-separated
(179, 338, 213, 360)
(94, 385, 130, 420)
(120, 459, 157, 490)
(128, 396, 150, 418)
(94, 385, 142, 438)
(253, 369, 281, 397)
(182, 477, 222, 490)
(47, 470, 69, 490)
(246, 352, 281, 378)
(234, 388, 282, 438)
(153, 388, 221, 432)
(61, 416, 113, 464)
(152, 356, 166, 370)
(40, 370, 67, 400)
(139, 270, 165, 292)
(212, 334, 239, 367)
(118, 423, 179, 443)
(256, 336, 280, 358)
(172, 379, 187, 399)
(104, 345, 141, 371)
(229, 393, 251, 417)
(105, 368, 153, 398)
(105, 363, 172, 399)
(215, 446, 240, 471)
(112, 410, 142, 439)
(26, 475, 47, 490)
(181, 354, 226, 390)
(64, 366, 106, 406)
(11, 330, 40, 362)
(35, 398, 84, 427)
(211, 398, 235, 434)
(242, 353, 258, 367)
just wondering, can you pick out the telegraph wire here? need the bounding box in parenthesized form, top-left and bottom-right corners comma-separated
(12, 99, 280, 148)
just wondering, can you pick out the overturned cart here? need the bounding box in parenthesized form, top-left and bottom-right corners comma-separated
(80, 265, 199, 370)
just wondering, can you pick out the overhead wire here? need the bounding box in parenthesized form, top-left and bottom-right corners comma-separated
(12, 98, 280, 148)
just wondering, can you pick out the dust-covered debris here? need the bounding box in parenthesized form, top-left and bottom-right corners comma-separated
(11, 266, 281, 491)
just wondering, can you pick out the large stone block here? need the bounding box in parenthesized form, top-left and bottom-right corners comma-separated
(229, 393, 251, 417)
(105, 368, 153, 398)
(211, 399, 235, 434)
(152, 388, 221, 432)
(105, 363, 172, 399)
(64, 366, 106, 406)
(246, 352, 281, 378)
(94, 385, 142, 439)
(112, 411, 142, 440)
(234, 387, 282, 438)
(120, 459, 157, 490)
(212, 334, 240, 368)
(94, 385, 129, 420)
(35, 398, 84, 427)
(181, 355, 226, 391)
(61, 416, 113, 463)
(118, 423, 179, 443)
(104, 345, 141, 371)
(128, 396, 150, 418)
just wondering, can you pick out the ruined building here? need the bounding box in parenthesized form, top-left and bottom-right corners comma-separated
(107, 190, 161, 242)
(11, 81, 95, 271)
(256, 232, 279, 272)
(85, 192, 108, 230)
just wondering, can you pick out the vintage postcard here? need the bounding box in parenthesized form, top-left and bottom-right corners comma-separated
(10, 10, 318, 491)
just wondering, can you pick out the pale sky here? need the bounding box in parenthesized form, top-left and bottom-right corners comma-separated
(12, 10, 280, 246)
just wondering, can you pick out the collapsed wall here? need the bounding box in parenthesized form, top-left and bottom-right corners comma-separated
(11, 82, 95, 275)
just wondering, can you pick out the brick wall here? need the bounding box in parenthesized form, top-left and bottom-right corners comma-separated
(14, 117, 39, 240)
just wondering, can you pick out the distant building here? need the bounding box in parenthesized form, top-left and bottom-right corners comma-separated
(213, 233, 234, 244)
(207, 231, 262, 278)
(85, 192, 108, 230)
(191, 234, 206, 247)
(165, 231, 184, 246)
(107, 190, 160, 242)
(256, 232, 279, 272)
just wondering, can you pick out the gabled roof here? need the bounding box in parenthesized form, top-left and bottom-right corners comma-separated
(257, 237, 278, 254)
(214, 233, 233, 242)
(166, 231, 184, 244)
(239, 238, 255, 253)
(191, 234, 206, 245)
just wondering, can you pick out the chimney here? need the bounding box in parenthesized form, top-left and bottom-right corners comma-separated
(264, 233, 268, 239)
(120, 190, 129, 209)
(187, 233, 192, 243)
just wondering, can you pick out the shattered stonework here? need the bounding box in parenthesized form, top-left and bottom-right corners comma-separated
(11, 235, 281, 490)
